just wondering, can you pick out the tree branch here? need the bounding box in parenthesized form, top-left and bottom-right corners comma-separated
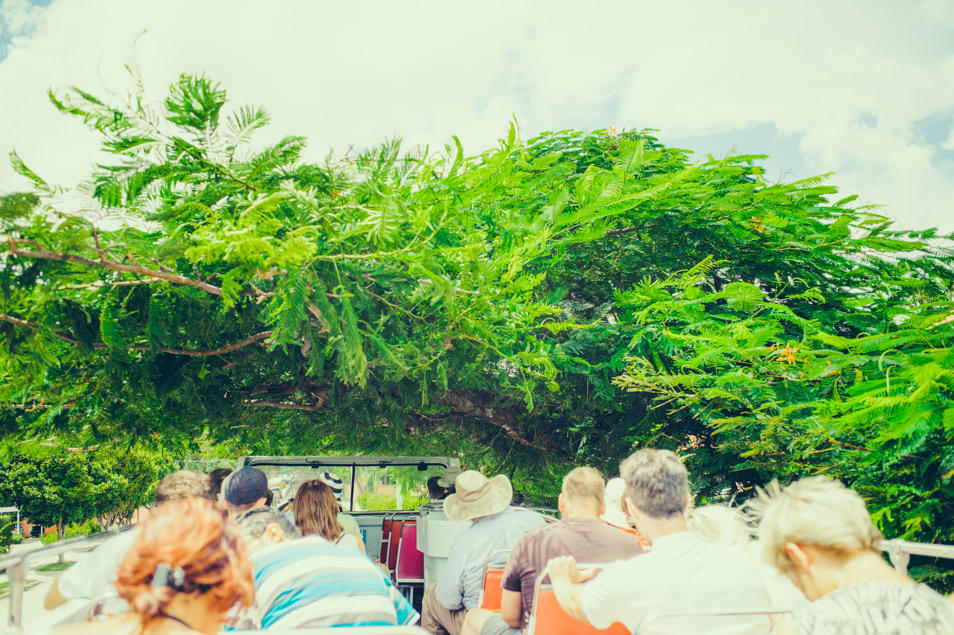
(0, 313, 271, 357)
(437, 390, 544, 450)
(242, 384, 331, 412)
(157, 331, 273, 357)
(4, 235, 224, 296)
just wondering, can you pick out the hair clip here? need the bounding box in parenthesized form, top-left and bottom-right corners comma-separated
(152, 562, 186, 589)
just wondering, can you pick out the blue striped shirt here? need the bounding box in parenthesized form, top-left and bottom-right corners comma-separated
(250, 536, 419, 629)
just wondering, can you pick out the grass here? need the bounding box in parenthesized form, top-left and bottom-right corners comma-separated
(0, 579, 36, 595)
(37, 561, 74, 572)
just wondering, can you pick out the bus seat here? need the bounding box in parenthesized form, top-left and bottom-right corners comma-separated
(603, 521, 651, 552)
(395, 519, 424, 604)
(383, 515, 408, 573)
(380, 514, 395, 564)
(478, 548, 512, 611)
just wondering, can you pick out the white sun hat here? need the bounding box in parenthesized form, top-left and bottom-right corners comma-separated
(443, 470, 513, 522)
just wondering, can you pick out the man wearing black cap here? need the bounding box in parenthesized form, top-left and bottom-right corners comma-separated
(224, 466, 270, 519)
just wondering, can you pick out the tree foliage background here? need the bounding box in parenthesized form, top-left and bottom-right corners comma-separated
(0, 445, 172, 539)
(0, 71, 952, 571)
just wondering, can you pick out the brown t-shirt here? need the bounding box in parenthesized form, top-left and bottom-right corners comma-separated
(502, 517, 644, 630)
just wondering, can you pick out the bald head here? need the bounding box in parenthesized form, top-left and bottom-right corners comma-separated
(559, 467, 605, 518)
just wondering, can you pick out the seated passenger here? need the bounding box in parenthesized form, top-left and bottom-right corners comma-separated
(751, 476, 954, 634)
(234, 507, 419, 629)
(316, 470, 363, 541)
(602, 476, 652, 550)
(53, 497, 254, 634)
(462, 467, 644, 635)
(422, 470, 545, 635)
(44, 470, 217, 611)
(223, 466, 270, 519)
(292, 479, 365, 552)
(549, 449, 772, 634)
(428, 475, 449, 501)
(209, 467, 233, 502)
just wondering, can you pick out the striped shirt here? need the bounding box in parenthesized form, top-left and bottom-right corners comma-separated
(788, 582, 954, 635)
(249, 536, 419, 629)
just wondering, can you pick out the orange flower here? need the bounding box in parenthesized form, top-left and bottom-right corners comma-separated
(778, 342, 799, 364)
(607, 126, 617, 136)
(750, 217, 766, 233)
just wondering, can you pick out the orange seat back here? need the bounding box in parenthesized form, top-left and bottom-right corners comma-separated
(480, 567, 505, 610)
(530, 587, 628, 635)
(621, 525, 652, 552)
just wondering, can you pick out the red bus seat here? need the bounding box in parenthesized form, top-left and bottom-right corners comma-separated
(395, 519, 424, 604)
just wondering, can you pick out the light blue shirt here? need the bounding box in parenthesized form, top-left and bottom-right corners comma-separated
(434, 507, 545, 611)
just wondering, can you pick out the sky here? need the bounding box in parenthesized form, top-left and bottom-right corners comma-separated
(1, 0, 952, 232)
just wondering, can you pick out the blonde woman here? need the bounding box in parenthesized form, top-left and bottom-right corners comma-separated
(751, 476, 954, 634)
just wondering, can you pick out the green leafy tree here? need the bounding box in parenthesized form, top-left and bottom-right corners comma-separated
(1, 68, 953, 563)
(96, 444, 175, 527)
(0, 451, 125, 542)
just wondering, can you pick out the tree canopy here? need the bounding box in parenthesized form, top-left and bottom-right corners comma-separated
(1, 71, 953, 555)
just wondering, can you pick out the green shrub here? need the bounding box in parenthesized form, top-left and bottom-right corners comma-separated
(67, 518, 101, 538)
(0, 515, 13, 554)
(357, 492, 397, 511)
(357, 492, 431, 511)
(39, 519, 102, 545)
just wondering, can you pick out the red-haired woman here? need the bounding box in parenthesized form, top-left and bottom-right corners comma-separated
(292, 479, 366, 552)
(55, 497, 254, 635)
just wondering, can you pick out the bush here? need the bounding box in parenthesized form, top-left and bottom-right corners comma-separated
(68, 518, 101, 538)
(356, 492, 430, 511)
(39, 518, 102, 545)
(357, 492, 397, 511)
(0, 515, 13, 554)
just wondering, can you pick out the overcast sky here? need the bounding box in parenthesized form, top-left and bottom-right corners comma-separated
(1, 0, 952, 232)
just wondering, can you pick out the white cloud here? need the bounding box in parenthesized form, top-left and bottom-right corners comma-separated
(0, 0, 952, 232)
(0, 0, 43, 43)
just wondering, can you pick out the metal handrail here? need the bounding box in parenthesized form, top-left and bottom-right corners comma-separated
(1, 526, 132, 631)
(633, 607, 797, 634)
(879, 538, 954, 575)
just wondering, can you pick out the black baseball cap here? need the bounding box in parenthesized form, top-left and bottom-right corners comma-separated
(224, 467, 268, 505)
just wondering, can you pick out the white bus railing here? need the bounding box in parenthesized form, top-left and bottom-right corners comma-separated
(634, 607, 798, 634)
(879, 539, 954, 575)
(0, 527, 130, 632)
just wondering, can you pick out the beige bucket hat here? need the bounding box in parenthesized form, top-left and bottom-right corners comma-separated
(443, 470, 513, 522)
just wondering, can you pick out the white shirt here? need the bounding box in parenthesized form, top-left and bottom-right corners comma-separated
(580, 530, 772, 635)
(57, 529, 138, 603)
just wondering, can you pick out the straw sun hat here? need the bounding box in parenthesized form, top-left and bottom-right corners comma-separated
(443, 470, 513, 522)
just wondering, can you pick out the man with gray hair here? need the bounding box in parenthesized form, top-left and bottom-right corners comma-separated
(234, 507, 419, 629)
(549, 449, 772, 634)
